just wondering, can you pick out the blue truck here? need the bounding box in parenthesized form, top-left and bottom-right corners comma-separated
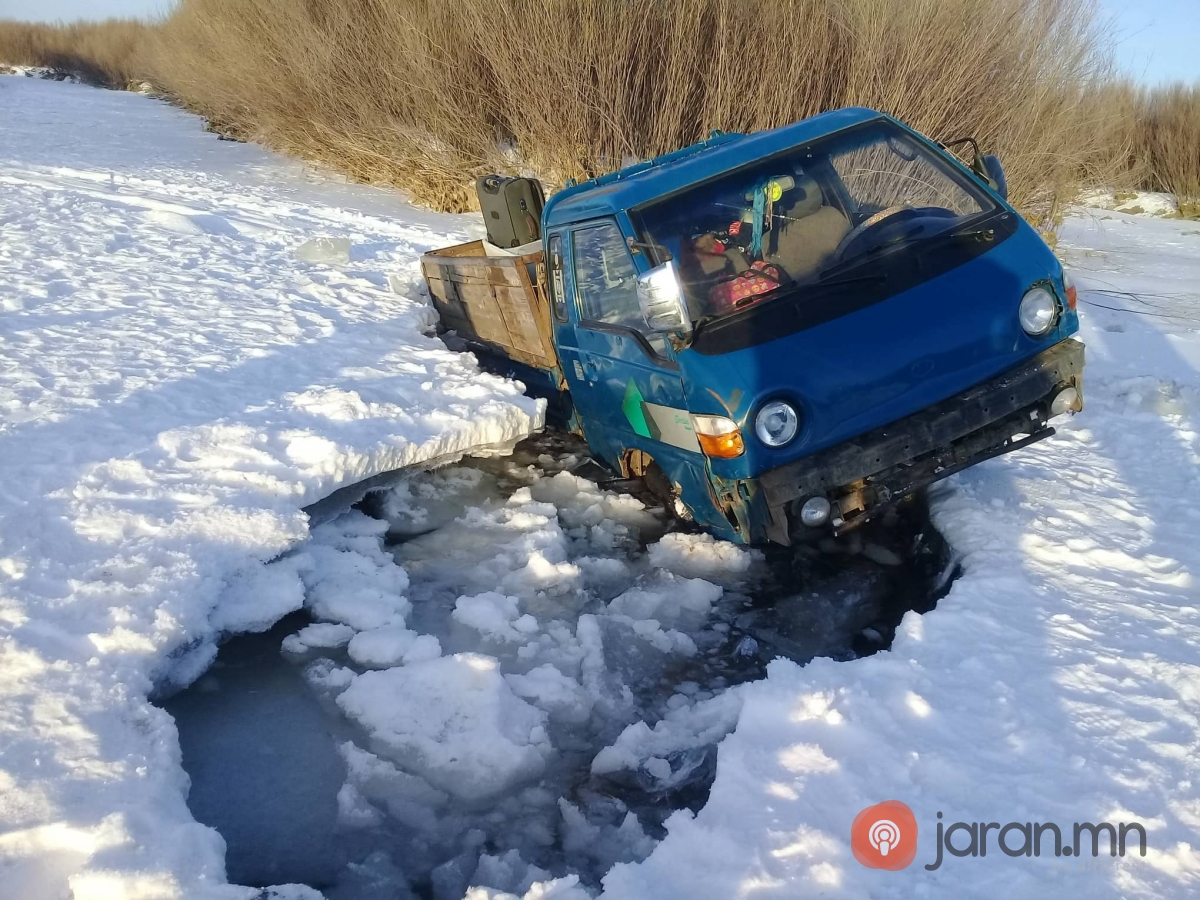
(421, 107, 1084, 546)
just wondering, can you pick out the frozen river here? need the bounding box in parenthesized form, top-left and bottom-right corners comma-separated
(163, 432, 956, 898)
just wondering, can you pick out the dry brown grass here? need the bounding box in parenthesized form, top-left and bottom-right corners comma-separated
(146, 0, 1129, 216)
(0, 18, 156, 88)
(1132, 83, 1200, 209)
(3, 1, 1192, 224)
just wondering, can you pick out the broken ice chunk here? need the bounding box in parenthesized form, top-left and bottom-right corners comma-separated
(504, 664, 593, 724)
(453, 592, 539, 642)
(647, 531, 761, 582)
(347, 624, 441, 668)
(303, 657, 356, 692)
(734, 635, 758, 657)
(606, 572, 723, 627)
(294, 236, 351, 265)
(281, 622, 355, 654)
(336, 653, 551, 801)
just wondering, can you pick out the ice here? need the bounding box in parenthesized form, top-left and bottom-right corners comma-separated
(337, 654, 553, 801)
(337, 741, 449, 831)
(591, 689, 744, 783)
(348, 624, 442, 668)
(646, 532, 760, 583)
(433, 848, 483, 900)
(294, 236, 352, 264)
(209, 558, 308, 634)
(470, 850, 551, 896)
(454, 592, 540, 642)
(505, 664, 593, 724)
(326, 852, 415, 900)
(606, 573, 723, 626)
(302, 658, 357, 692)
(464, 878, 590, 900)
(380, 466, 499, 536)
(336, 783, 385, 829)
(281, 622, 356, 653)
(734, 635, 759, 657)
(558, 799, 657, 870)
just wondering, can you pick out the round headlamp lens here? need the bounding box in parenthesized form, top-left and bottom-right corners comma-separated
(755, 401, 799, 447)
(1019, 287, 1058, 336)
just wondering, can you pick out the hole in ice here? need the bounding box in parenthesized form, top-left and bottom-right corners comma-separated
(162, 431, 957, 897)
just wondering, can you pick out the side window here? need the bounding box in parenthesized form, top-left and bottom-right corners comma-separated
(572, 222, 644, 330)
(547, 233, 567, 321)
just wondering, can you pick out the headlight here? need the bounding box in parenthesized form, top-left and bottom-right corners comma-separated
(755, 401, 799, 447)
(1019, 287, 1058, 336)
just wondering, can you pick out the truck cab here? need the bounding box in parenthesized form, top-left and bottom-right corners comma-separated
(426, 107, 1084, 545)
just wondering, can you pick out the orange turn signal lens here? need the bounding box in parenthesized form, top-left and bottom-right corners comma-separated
(691, 414, 745, 459)
(1063, 271, 1078, 310)
(697, 430, 745, 459)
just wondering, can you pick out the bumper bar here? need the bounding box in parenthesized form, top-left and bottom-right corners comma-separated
(757, 339, 1085, 544)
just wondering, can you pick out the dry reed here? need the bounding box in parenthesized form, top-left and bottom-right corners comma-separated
(1, 1, 1194, 220)
(0, 18, 155, 88)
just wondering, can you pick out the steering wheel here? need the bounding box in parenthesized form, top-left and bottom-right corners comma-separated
(833, 205, 915, 260)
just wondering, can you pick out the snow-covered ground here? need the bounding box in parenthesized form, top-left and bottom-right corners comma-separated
(3, 73, 1200, 900)
(0, 75, 541, 900)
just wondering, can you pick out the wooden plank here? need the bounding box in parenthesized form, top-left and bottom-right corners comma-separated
(422, 242, 561, 373)
(455, 283, 512, 347)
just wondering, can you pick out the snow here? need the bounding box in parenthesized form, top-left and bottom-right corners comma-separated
(7, 72, 1200, 900)
(0, 75, 540, 900)
(1077, 188, 1182, 218)
(598, 207, 1200, 897)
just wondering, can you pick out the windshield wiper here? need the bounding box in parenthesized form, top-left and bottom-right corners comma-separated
(816, 223, 995, 281)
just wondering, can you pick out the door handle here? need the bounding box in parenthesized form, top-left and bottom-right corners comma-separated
(583, 358, 600, 381)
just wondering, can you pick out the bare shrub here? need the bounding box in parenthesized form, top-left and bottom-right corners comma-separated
(1134, 83, 1200, 207)
(8, 1, 1187, 222)
(0, 18, 156, 88)
(147, 0, 1128, 214)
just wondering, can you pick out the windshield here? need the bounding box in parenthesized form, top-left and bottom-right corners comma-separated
(632, 120, 998, 322)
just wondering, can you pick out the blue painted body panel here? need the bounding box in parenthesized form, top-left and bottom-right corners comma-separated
(535, 108, 1080, 544)
(690, 226, 1079, 481)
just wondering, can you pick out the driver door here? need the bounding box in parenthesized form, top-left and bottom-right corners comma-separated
(555, 219, 700, 472)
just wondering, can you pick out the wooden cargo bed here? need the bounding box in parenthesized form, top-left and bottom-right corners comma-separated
(420, 240, 559, 374)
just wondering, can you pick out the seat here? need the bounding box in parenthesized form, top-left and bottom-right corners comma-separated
(766, 176, 851, 281)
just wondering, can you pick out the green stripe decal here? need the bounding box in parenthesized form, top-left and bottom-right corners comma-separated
(622, 379, 652, 438)
(621, 379, 701, 452)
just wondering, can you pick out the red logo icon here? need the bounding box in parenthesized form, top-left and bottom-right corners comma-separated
(851, 800, 919, 870)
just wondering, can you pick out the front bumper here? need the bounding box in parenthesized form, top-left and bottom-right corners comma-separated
(752, 338, 1085, 544)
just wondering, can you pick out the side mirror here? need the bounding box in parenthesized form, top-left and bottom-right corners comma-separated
(944, 137, 1008, 201)
(636, 261, 692, 335)
(981, 154, 1008, 201)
